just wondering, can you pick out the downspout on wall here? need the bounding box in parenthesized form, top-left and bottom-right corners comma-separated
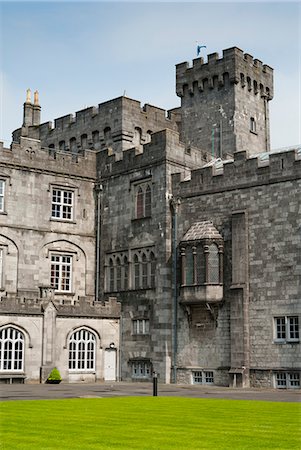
(95, 183, 102, 301)
(170, 196, 181, 384)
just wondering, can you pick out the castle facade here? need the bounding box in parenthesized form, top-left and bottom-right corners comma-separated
(0, 47, 300, 388)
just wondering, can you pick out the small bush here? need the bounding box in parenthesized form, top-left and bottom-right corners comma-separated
(47, 368, 62, 381)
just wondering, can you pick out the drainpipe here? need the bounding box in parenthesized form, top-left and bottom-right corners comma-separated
(95, 184, 102, 301)
(170, 197, 180, 383)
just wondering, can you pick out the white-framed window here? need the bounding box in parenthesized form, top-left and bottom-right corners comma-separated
(274, 372, 300, 389)
(133, 319, 150, 335)
(192, 370, 214, 385)
(205, 371, 214, 384)
(50, 254, 72, 292)
(132, 360, 151, 379)
(0, 327, 24, 372)
(134, 182, 152, 219)
(192, 371, 203, 384)
(274, 316, 299, 343)
(0, 248, 3, 289)
(0, 180, 5, 212)
(51, 188, 74, 220)
(69, 328, 96, 371)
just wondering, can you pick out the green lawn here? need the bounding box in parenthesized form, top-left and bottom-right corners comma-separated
(1, 397, 300, 449)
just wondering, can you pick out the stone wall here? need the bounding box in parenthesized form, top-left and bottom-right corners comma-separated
(172, 148, 301, 386)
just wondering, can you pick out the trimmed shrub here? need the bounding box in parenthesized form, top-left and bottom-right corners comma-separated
(47, 368, 62, 382)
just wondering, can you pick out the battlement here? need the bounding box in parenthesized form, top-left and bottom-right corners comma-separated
(0, 295, 121, 318)
(172, 147, 301, 197)
(176, 46, 273, 100)
(97, 128, 206, 178)
(0, 137, 97, 179)
(34, 96, 176, 136)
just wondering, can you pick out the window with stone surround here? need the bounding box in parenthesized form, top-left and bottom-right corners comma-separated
(51, 188, 74, 221)
(192, 370, 214, 385)
(105, 249, 155, 292)
(131, 249, 156, 290)
(69, 328, 95, 371)
(134, 182, 152, 219)
(274, 372, 300, 389)
(131, 360, 151, 379)
(50, 254, 72, 292)
(0, 248, 3, 289)
(274, 316, 299, 343)
(250, 117, 256, 133)
(0, 327, 24, 372)
(132, 319, 150, 335)
(106, 253, 129, 292)
(0, 180, 5, 212)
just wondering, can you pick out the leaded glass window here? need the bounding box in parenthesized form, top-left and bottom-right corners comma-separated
(0, 327, 24, 372)
(208, 244, 219, 283)
(69, 329, 95, 371)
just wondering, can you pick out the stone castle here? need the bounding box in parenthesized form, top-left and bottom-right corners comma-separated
(0, 47, 300, 388)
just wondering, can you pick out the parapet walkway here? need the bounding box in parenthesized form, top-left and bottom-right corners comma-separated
(1, 382, 300, 402)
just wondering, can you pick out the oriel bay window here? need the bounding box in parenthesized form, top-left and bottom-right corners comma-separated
(181, 242, 223, 285)
(179, 221, 224, 304)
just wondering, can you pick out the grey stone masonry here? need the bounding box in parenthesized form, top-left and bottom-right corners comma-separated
(176, 47, 273, 157)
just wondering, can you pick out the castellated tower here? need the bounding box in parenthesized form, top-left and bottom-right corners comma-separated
(176, 47, 274, 157)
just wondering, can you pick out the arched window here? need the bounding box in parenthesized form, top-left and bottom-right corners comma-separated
(59, 140, 65, 152)
(109, 258, 114, 292)
(142, 254, 148, 288)
(250, 117, 256, 133)
(145, 185, 152, 217)
(70, 137, 77, 154)
(81, 134, 88, 149)
(146, 130, 152, 143)
(134, 254, 140, 289)
(136, 187, 144, 219)
(133, 127, 142, 146)
(0, 327, 24, 371)
(69, 328, 95, 371)
(135, 183, 152, 219)
(150, 252, 156, 287)
(92, 130, 99, 144)
(123, 256, 128, 290)
(208, 244, 219, 283)
(116, 257, 121, 291)
(104, 127, 112, 146)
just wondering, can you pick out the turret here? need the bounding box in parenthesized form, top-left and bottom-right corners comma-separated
(176, 47, 274, 157)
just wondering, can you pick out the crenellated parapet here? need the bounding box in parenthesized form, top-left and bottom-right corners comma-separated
(97, 128, 206, 179)
(0, 137, 97, 180)
(0, 295, 121, 318)
(172, 147, 301, 197)
(176, 47, 273, 100)
(13, 96, 179, 156)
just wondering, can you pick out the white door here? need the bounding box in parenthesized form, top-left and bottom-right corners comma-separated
(104, 349, 116, 381)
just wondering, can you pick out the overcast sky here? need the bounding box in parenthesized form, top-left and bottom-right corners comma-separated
(0, 1, 300, 149)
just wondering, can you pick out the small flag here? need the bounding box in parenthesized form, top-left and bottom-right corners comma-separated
(197, 45, 207, 56)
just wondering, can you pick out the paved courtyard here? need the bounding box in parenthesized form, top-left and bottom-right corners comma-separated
(1, 382, 300, 402)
